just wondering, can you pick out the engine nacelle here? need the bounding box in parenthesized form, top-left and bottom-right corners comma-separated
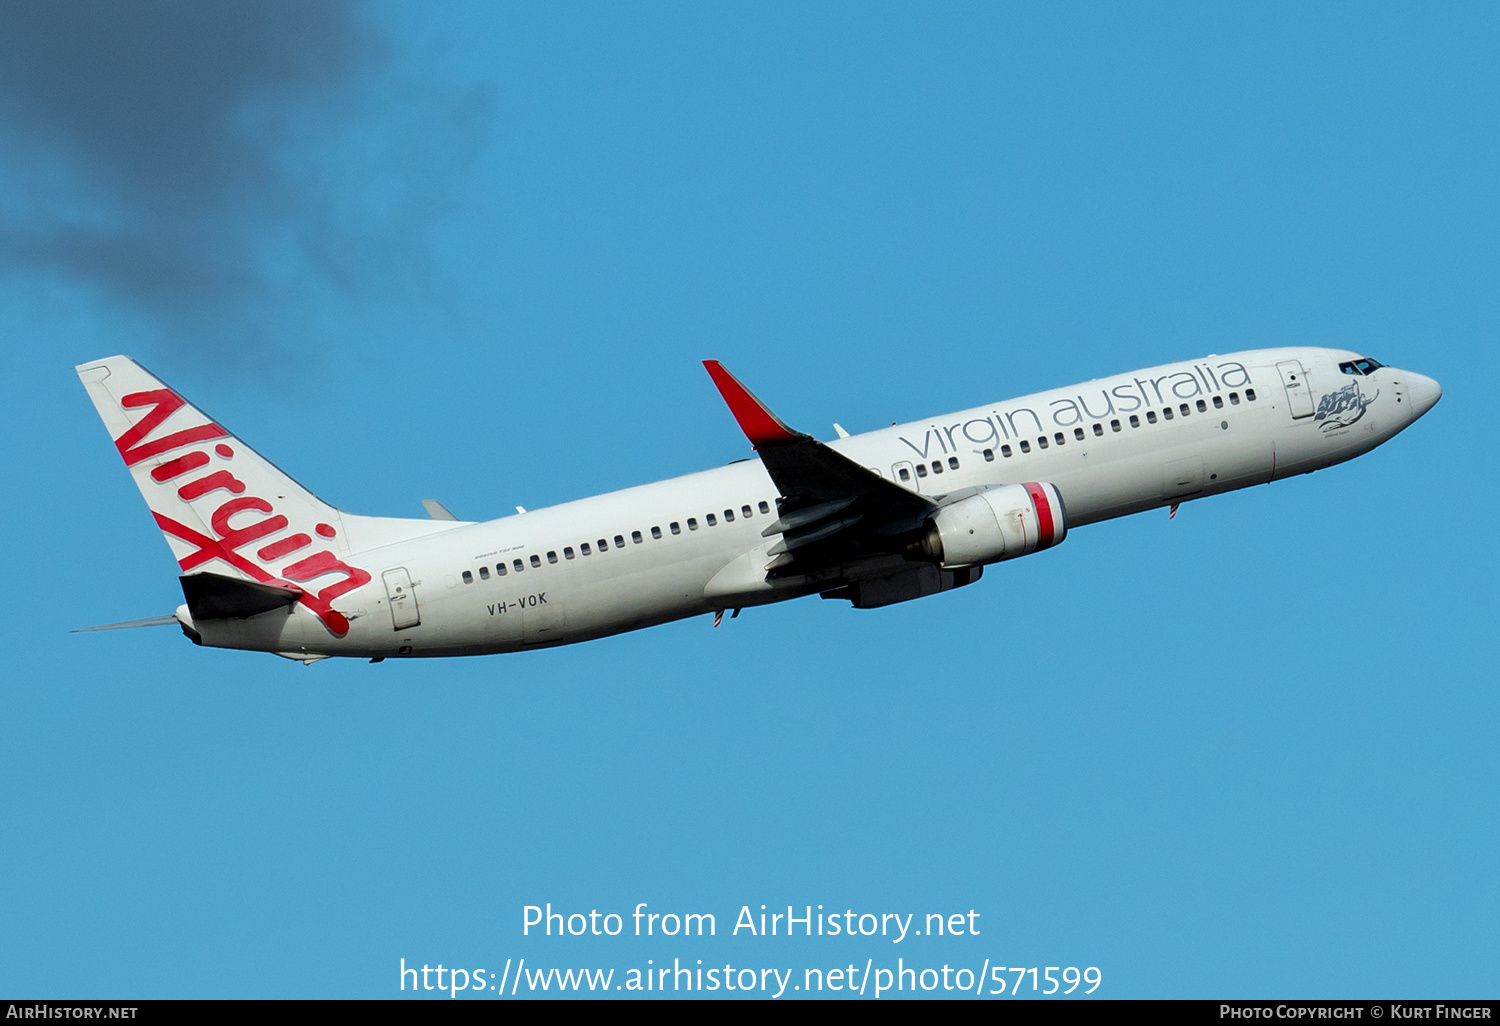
(919, 481, 1067, 567)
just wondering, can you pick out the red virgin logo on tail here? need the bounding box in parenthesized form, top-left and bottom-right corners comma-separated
(117, 388, 370, 637)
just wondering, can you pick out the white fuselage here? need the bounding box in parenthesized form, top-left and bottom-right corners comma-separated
(183, 347, 1439, 660)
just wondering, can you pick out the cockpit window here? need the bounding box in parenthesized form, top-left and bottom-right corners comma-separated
(1340, 357, 1385, 376)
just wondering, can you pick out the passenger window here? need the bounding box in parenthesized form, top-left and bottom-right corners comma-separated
(688, 518, 699, 530)
(1196, 400, 1207, 413)
(547, 551, 558, 564)
(1019, 440, 1031, 453)
(983, 448, 994, 461)
(758, 501, 770, 514)
(479, 566, 490, 580)
(1129, 415, 1140, 428)
(530, 554, 541, 568)
(724, 508, 734, 522)
(513, 559, 524, 573)
(670, 522, 681, 535)
(898, 467, 911, 481)
(1180, 404, 1190, 416)
(1038, 436, 1049, 449)
(651, 526, 662, 540)
(931, 461, 943, 474)
(1246, 388, 1257, 401)
(1213, 395, 1224, 409)
(462, 570, 473, 584)
(632, 530, 643, 543)
(1054, 432, 1065, 445)
(1001, 444, 1013, 457)
(916, 464, 928, 477)
(1093, 423, 1104, 436)
(496, 563, 507, 576)
(948, 457, 959, 470)
(614, 534, 625, 548)
(1230, 392, 1240, 405)
(1075, 427, 1086, 441)
(741, 505, 752, 519)
(598, 538, 608, 551)
(1162, 408, 1173, 420)
(563, 547, 574, 560)
(1146, 411, 1158, 424)
(581, 542, 592, 555)
(1110, 419, 1121, 432)
(706, 514, 717, 527)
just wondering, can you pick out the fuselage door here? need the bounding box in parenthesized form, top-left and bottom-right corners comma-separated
(1163, 455, 1204, 499)
(522, 597, 564, 646)
(382, 568, 421, 630)
(1277, 360, 1315, 419)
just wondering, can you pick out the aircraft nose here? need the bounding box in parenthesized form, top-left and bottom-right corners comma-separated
(1406, 371, 1442, 418)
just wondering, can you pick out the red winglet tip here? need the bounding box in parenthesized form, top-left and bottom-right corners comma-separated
(702, 361, 800, 447)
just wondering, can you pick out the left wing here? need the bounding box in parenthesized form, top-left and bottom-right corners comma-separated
(703, 361, 935, 575)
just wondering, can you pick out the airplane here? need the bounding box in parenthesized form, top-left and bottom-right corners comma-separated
(75, 348, 1440, 663)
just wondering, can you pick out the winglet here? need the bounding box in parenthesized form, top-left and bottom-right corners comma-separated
(703, 361, 804, 447)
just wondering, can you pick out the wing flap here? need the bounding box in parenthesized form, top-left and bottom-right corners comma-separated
(760, 496, 858, 537)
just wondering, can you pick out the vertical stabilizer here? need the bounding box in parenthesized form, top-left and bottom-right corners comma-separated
(77, 356, 378, 636)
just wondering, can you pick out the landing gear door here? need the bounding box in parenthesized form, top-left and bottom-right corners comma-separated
(383, 568, 421, 630)
(1277, 360, 1315, 419)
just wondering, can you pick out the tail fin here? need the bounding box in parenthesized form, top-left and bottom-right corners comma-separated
(76, 356, 458, 636)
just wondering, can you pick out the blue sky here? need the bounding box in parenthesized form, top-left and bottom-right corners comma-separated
(1, 1, 1495, 999)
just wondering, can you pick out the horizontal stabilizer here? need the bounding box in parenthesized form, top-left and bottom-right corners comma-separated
(72, 615, 180, 633)
(180, 571, 301, 620)
(421, 499, 459, 521)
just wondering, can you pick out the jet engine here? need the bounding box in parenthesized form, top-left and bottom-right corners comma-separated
(911, 481, 1067, 568)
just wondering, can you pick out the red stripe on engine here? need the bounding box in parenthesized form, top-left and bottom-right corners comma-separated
(1024, 482, 1055, 549)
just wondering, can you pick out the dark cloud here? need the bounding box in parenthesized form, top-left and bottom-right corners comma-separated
(0, 1, 485, 356)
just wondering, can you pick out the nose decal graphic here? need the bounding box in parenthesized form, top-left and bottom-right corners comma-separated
(1314, 382, 1378, 432)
